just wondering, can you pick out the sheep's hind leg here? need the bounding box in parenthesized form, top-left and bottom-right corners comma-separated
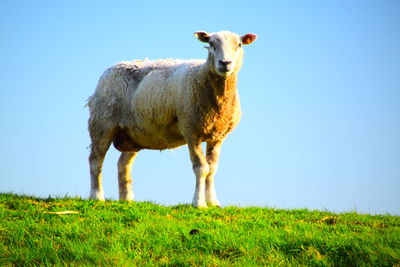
(118, 152, 138, 201)
(205, 141, 222, 207)
(188, 141, 209, 208)
(89, 129, 114, 201)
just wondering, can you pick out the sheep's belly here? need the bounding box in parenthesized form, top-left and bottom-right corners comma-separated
(135, 132, 187, 150)
(113, 126, 186, 152)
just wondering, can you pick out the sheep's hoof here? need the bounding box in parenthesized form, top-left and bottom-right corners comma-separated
(206, 200, 221, 208)
(90, 190, 105, 201)
(192, 200, 208, 208)
(119, 193, 134, 201)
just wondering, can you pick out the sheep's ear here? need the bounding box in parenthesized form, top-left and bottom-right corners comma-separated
(194, 31, 210, 43)
(241, 33, 257, 45)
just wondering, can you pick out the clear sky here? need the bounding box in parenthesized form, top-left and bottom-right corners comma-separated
(1, 1, 399, 215)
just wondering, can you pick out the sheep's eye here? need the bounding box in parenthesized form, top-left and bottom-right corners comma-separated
(209, 43, 215, 50)
(237, 43, 242, 49)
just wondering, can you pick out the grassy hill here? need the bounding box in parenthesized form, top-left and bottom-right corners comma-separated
(1, 193, 399, 266)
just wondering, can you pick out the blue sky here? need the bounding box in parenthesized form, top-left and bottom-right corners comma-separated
(1, 1, 399, 215)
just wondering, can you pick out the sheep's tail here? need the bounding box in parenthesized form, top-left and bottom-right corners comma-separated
(84, 95, 92, 109)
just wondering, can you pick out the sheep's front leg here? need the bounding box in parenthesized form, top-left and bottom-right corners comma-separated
(206, 141, 223, 207)
(188, 141, 209, 208)
(118, 152, 138, 201)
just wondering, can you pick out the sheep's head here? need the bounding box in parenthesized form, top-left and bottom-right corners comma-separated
(195, 31, 257, 77)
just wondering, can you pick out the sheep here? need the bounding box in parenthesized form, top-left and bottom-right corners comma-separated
(87, 30, 257, 207)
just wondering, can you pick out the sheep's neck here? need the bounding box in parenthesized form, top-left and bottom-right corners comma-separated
(206, 71, 238, 113)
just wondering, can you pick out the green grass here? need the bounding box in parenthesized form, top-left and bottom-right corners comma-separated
(1, 193, 399, 266)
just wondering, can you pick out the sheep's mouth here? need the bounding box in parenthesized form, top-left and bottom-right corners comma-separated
(219, 66, 231, 72)
(217, 68, 234, 76)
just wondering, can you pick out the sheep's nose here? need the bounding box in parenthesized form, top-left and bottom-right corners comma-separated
(219, 60, 232, 69)
(218, 60, 233, 72)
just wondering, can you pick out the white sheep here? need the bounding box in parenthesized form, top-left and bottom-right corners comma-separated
(87, 30, 257, 207)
